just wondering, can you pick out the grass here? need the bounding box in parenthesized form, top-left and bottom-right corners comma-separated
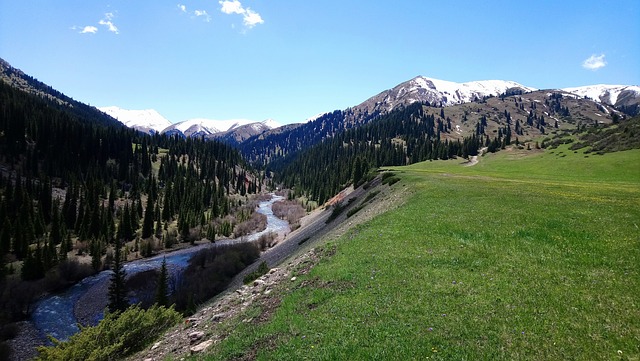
(196, 147, 640, 360)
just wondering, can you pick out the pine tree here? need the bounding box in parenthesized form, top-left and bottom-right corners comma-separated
(141, 196, 155, 239)
(155, 257, 169, 307)
(108, 238, 128, 313)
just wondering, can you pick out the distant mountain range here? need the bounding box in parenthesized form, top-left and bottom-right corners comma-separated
(348, 76, 639, 123)
(1, 56, 638, 147)
(97, 105, 281, 139)
(99, 76, 639, 137)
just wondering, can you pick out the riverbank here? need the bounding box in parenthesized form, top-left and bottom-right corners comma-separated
(8, 194, 289, 361)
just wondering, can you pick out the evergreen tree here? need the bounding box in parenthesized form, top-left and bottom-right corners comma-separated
(352, 157, 363, 186)
(108, 238, 128, 313)
(141, 196, 155, 239)
(155, 257, 169, 307)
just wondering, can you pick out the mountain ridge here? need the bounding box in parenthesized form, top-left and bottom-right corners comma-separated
(98, 106, 172, 134)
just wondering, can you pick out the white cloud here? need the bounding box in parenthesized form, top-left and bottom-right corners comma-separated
(220, 0, 244, 14)
(242, 9, 263, 28)
(99, 12, 119, 34)
(194, 10, 211, 22)
(582, 54, 607, 71)
(178, 4, 187, 12)
(219, 0, 264, 29)
(79, 26, 98, 34)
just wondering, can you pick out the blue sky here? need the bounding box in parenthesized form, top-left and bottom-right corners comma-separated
(1, 1, 639, 124)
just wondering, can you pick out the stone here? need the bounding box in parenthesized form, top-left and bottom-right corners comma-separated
(253, 279, 266, 287)
(291, 276, 297, 281)
(190, 340, 214, 354)
(189, 331, 205, 344)
(210, 313, 226, 322)
(151, 341, 162, 350)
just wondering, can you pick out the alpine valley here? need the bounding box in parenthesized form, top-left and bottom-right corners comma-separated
(1, 57, 639, 361)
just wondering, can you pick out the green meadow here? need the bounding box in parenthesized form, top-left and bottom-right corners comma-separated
(200, 146, 640, 360)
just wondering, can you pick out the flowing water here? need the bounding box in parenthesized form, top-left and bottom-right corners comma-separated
(30, 194, 289, 342)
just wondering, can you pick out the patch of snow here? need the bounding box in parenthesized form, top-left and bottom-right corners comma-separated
(98, 106, 172, 133)
(407, 76, 537, 106)
(305, 112, 329, 123)
(163, 118, 258, 136)
(261, 118, 281, 128)
(562, 84, 640, 106)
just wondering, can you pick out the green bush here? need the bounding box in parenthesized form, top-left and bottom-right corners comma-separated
(382, 176, 400, 186)
(380, 172, 396, 181)
(243, 261, 269, 284)
(346, 205, 364, 218)
(35, 304, 182, 361)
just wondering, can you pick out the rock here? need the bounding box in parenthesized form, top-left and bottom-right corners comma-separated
(210, 313, 226, 322)
(190, 339, 214, 354)
(253, 279, 266, 287)
(269, 268, 279, 274)
(291, 276, 297, 281)
(189, 331, 205, 344)
(151, 341, 162, 350)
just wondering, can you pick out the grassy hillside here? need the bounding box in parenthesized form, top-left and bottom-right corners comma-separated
(198, 146, 639, 360)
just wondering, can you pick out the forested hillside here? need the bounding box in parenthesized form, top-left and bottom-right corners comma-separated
(0, 80, 262, 332)
(272, 103, 484, 204)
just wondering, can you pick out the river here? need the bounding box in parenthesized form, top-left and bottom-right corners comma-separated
(29, 194, 289, 343)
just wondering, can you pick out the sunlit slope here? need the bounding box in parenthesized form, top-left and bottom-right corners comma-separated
(202, 147, 640, 360)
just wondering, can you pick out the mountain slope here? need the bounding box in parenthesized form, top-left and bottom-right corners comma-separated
(354, 76, 536, 115)
(209, 119, 280, 145)
(161, 118, 279, 138)
(562, 84, 640, 115)
(0, 57, 123, 128)
(98, 106, 172, 134)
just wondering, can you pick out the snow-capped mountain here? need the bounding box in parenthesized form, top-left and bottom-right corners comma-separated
(561, 85, 640, 112)
(98, 106, 172, 134)
(161, 118, 281, 138)
(210, 119, 282, 145)
(355, 76, 537, 117)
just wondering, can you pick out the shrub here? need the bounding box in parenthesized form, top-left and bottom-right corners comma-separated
(326, 202, 345, 223)
(243, 261, 269, 284)
(346, 205, 364, 218)
(35, 304, 182, 361)
(382, 176, 400, 186)
(173, 243, 260, 313)
(381, 172, 396, 181)
(362, 190, 380, 204)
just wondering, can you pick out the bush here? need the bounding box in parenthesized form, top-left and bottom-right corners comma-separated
(362, 190, 380, 204)
(173, 243, 260, 313)
(346, 205, 364, 218)
(255, 232, 276, 251)
(382, 176, 400, 186)
(326, 202, 346, 223)
(243, 261, 269, 284)
(381, 172, 396, 181)
(35, 304, 182, 361)
(272, 200, 306, 228)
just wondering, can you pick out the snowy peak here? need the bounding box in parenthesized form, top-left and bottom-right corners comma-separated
(98, 106, 172, 134)
(261, 118, 281, 129)
(161, 118, 280, 138)
(561, 84, 640, 110)
(410, 76, 536, 104)
(162, 118, 225, 138)
(356, 76, 537, 116)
